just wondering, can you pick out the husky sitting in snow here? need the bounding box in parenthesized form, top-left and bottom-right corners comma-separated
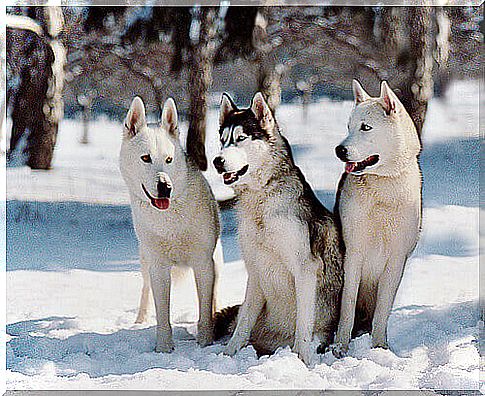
(212, 92, 344, 365)
(333, 80, 422, 357)
(119, 97, 220, 352)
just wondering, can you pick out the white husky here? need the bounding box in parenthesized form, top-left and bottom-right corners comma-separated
(333, 80, 422, 356)
(120, 97, 220, 352)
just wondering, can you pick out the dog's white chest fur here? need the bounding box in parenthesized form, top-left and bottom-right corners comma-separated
(340, 164, 421, 280)
(238, 193, 297, 310)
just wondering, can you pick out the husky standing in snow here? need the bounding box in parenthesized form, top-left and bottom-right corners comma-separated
(333, 80, 422, 356)
(212, 92, 343, 365)
(120, 97, 220, 352)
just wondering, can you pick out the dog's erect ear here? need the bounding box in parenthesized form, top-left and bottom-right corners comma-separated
(251, 92, 275, 131)
(220, 93, 237, 125)
(352, 79, 371, 105)
(161, 98, 179, 137)
(124, 96, 146, 138)
(380, 81, 401, 115)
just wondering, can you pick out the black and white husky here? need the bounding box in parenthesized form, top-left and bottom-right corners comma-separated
(212, 92, 343, 365)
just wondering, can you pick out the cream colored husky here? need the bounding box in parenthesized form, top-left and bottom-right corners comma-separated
(120, 97, 220, 353)
(333, 80, 422, 356)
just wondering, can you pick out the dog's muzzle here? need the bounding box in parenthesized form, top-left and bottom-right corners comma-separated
(335, 145, 349, 162)
(142, 173, 173, 210)
(221, 165, 249, 185)
(213, 156, 226, 174)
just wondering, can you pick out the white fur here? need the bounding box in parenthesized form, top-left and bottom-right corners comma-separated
(334, 80, 422, 355)
(120, 97, 221, 352)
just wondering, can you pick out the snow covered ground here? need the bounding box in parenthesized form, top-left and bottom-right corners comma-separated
(5, 80, 481, 390)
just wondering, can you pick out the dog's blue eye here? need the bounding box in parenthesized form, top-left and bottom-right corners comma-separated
(236, 135, 247, 142)
(360, 123, 373, 132)
(141, 155, 152, 163)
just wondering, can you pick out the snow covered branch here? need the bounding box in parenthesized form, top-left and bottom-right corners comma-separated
(6, 14, 44, 37)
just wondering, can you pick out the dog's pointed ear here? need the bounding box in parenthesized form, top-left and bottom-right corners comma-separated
(161, 97, 179, 138)
(380, 81, 401, 115)
(251, 92, 275, 131)
(124, 96, 146, 139)
(220, 93, 237, 125)
(352, 79, 371, 105)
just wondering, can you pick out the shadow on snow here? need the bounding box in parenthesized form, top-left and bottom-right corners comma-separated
(6, 137, 479, 271)
(6, 300, 478, 378)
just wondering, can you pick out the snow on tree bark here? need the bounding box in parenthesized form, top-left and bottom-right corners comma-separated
(8, 7, 66, 170)
(186, 7, 218, 172)
(402, 6, 434, 136)
(254, 9, 281, 113)
(378, 6, 434, 136)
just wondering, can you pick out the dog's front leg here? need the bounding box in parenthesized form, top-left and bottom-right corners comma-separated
(293, 263, 318, 366)
(192, 257, 215, 347)
(148, 261, 174, 353)
(135, 249, 150, 324)
(333, 251, 362, 357)
(371, 254, 407, 349)
(223, 275, 264, 356)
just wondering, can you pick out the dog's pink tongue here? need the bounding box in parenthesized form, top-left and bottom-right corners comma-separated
(153, 198, 170, 210)
(223, 173, 233, 182)
(345, 162, 357, 173)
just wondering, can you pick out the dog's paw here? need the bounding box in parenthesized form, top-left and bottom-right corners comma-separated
(372, 339, 389, 350)
(223, 338, 245, 356)
(197, 330, 214, 347)
(134, 313, 146, 324)
(293, 340, 313, 366)
(155, 340, 175, 353)
(316, 342, 329, 355)
(330, 342, 348, 359)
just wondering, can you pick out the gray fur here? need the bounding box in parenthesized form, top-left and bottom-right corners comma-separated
(214, 92, 344, 365)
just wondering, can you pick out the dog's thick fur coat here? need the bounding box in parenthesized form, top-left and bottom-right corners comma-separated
(333, 81, 422, 356)
(213, 93, 344, 365)
(120, 97, 220, 353)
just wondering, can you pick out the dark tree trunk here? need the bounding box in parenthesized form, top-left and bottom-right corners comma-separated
(8, 6, 66, 169)
(26, 41, 57, 169)
(379, 7, 434, 136)
(187, 6, 218, 171)
(254, 9, 281, 113)
(399, 6, 434, 136)
(434, 7, 451, 96)
(380, 6, 406, 55)
(9, 33, 51, 166)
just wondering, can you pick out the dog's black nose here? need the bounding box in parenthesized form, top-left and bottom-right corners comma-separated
(157, 181, 172, 198)
(213, 156, 225, 173)
(335, 145, 348, 161)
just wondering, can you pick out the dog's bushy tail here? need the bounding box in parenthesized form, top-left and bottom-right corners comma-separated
(213, 304, 240, 340)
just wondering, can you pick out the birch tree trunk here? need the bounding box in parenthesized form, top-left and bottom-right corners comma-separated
(186, 7, 218, 171)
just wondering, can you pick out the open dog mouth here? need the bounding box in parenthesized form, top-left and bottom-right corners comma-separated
(345, 155, 379, 174)
(141, 184, 170, 210)
(222, 165, 249, 185)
